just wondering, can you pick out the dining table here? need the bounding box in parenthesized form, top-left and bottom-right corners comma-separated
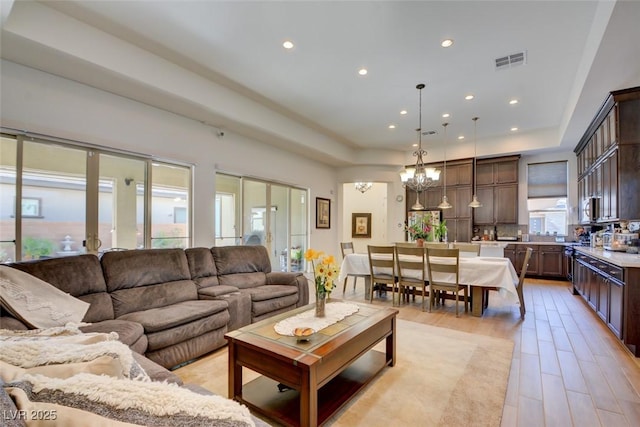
(337, 252, 520, 317)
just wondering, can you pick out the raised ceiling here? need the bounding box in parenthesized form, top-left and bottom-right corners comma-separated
(2, 1, 639, 166)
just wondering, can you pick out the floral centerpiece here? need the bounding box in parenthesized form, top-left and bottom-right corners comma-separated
(405, 218, 432, 245)
(304, 249, 340, 317)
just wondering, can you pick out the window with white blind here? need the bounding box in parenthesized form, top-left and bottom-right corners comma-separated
(527, 161, 568, 235)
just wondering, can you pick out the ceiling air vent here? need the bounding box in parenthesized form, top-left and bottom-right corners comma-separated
(495, 51, 526, 70)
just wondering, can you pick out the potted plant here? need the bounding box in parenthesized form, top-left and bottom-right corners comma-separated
(434, 220, 448, 242)
(405, 219, 432, 246)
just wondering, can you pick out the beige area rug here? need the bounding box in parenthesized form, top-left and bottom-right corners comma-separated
(174, 319, 514, 427)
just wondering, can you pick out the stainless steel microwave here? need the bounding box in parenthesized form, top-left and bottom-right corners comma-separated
(581, 197, 599, 223)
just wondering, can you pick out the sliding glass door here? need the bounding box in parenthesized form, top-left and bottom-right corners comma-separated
(0, 133, 192, 260)
(216, 173, 308, 272)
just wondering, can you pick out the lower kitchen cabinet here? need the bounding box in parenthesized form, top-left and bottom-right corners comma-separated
(573, 251, 640, 354)
(504, 244, 564, 278)
(539, 245, 564, 278)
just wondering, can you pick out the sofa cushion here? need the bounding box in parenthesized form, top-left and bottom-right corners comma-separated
(101, 248, 192, 291)
(218, 271, 266, 289)
(246, 284, 298, 302)
(146, 328, 227, 369)
(0, 265, 90, 329)
(145, 313, 230, 352)
(7, 255, 112, 322)
(79, 319, 145, 350)
(110, 280, 198, 318)
(241, 287, 300, 318)
(118, 300, 228, 333)
(185, 247, 219, 288)
(212, 245, 272, 275)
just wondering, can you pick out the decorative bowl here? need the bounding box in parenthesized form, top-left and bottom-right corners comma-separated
(293, 327, 315, 342)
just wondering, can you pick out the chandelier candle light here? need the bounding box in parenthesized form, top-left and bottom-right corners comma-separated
(469, 116, 483, 208)
(438, 122, 452, 209)
(400, 83, 440, 211)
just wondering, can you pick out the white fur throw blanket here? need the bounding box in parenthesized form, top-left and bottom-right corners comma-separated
(7, 373, 256, 427)
(0, 338, 148, 380)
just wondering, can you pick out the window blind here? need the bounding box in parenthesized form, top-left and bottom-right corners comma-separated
(527, 161, 568, 198)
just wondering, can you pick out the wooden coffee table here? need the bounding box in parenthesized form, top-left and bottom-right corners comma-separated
(225, 301, 398, 427)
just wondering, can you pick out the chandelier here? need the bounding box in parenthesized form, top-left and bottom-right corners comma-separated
(400, 83, 440, 210)
(354, 182, 373, 193)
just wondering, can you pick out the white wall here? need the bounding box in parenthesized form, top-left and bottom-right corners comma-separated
(0, 60, 340, 254)
(340, 183, 390, 253)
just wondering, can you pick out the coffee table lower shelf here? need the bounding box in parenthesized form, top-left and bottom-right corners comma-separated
(237, 350, 387, 427)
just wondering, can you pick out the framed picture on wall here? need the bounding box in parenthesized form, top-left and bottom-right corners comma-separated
(352, 213, 372, 238)
(316, 197, 331, 229)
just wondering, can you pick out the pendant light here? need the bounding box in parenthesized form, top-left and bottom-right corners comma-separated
(438, 122, 452, 209)
(468, 116, 483, 208)
(399, 83, 441, 210)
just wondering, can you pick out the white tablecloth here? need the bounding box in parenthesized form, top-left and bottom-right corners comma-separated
(338, 253, 519, 302)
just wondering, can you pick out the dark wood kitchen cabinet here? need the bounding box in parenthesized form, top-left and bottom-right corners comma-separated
(575, 87, 640, 224)
(539, 245, 564, 278)
(516, 245, 539, 275)
(407, 159, 473, 243)
(572, 250, 640, 356)
(473, 155, 519, 225)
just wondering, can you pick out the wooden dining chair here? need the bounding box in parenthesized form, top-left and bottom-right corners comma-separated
(516, 247, 533, 319)
(367, 245, 398, 304)
(423, 242, 448, 249)
(340, 242, 368, 293)
(452, 242, 480, 257)
(395, 245, 429, 311)
(483, 247, 532, 319)
(425, 247, 468, 317)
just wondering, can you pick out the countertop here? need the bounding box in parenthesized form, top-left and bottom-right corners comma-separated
(472, 241, 575, 246)
(574, 246, 640, 268)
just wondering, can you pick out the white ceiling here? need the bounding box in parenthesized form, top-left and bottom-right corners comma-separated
(2, 0, 640, 167)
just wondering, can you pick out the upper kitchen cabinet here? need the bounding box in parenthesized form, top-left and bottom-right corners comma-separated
(405, 158, 473, 243)
(473, 155, 520, 225)
(575, 87, 640, 224)
(476, 156, 519, 186)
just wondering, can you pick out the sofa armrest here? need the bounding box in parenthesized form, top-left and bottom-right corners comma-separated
(266, 272, 309, 307)
(265, 272, 301, 286)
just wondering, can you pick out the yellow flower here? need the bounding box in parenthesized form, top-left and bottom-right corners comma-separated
(307, 248, 340, 297)
(304, 248, 323, 261)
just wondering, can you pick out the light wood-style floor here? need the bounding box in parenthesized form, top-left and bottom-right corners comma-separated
(336, 276, 640, 426)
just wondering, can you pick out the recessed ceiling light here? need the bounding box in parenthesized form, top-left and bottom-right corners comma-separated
(511, 127, 519, 131)
(282, 40, 294, 49)
(388, 124, 396, 129)
(458, 135, 465, 140)
(441, 39, 454, 48)
(400, 110, 408, 115)
(465, 95, 474, 100)
(358, 68, 368, 76)
(412, 143, 418, 147)
(509, 99, 518, 105)
(442, 113, 450, 118)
